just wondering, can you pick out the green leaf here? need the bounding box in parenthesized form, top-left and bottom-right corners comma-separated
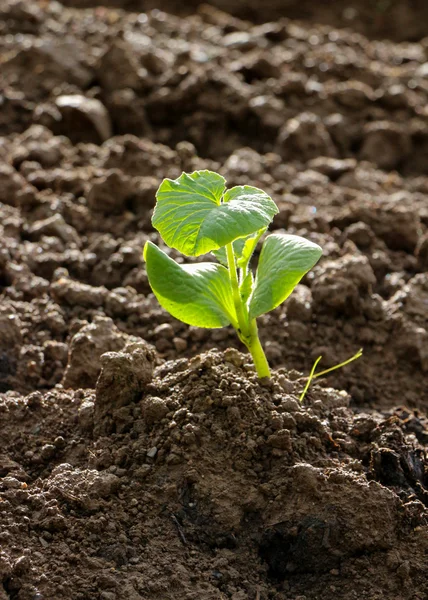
(144, 241, 238, 329)
(248, 234, 322, 320)
(236, 228, 265, 269)
(152, 170, 278, 257)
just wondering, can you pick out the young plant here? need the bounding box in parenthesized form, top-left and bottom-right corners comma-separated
(299, 348, 363, 402)
(143, 170, 323, 378)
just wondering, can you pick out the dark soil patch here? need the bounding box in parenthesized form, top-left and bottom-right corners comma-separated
(1, 1, 428, 598)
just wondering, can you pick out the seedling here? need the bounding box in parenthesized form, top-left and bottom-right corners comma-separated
(144, 170, 323, 378)
(299, 348, 363, 402)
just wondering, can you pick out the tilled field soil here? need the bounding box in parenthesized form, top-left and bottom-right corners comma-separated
(1, 1, 428, 599)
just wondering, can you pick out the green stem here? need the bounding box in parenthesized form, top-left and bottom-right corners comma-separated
(226, 243, 249, 337)
(299, 348, 363, 403)
(225, 243, 270, 378)
(313, 348, 363, 379)
(299, 355, 322, 403)
(247, 319, 271, 378)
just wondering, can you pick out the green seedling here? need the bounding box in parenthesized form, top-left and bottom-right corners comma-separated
(143, 169, 323, 378)
(299, 348, 363, 402)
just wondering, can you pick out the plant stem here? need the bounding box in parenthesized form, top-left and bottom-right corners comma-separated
(313, 348, 363, 379)
(299, 355, 322, 402)
(225, 243, 270, 378)
(299, 348, 363, 403)
(247, 319, 271, 378)
(226, 243, 249, 337)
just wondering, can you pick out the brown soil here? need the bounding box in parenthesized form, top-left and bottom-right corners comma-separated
(61, 0, 428, 42)
(1, 1, 428, 599)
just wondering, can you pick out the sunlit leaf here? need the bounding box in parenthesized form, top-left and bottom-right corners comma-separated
(144, 241, 238, 329)
(152, 170, 278, 257)
(249, 234, 322, 319)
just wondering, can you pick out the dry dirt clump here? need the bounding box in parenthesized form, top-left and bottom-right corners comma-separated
(0, 349, 427, 600)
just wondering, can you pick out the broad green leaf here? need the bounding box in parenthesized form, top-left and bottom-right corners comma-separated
(248, 234, 322, 320)
(152, 170, 278, 257)
(144, 241, 238, 329)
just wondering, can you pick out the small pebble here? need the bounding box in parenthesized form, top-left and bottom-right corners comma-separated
(147, 446, 158, 459)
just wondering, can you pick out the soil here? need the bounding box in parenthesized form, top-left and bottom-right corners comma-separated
(1, 1, 428, 599)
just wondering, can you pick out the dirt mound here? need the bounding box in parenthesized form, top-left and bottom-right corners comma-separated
(1, 0, 428, 598)
(1, 349, 427, 599)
